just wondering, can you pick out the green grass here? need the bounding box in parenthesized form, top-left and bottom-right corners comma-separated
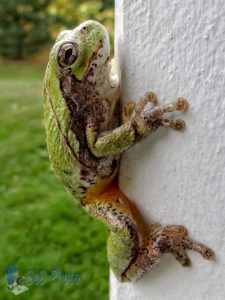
(0, 63, 109, 299)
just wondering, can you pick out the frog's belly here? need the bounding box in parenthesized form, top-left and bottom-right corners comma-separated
(79, 154, 120, 202)
(61, 154, 120, 203)
(46, 118, 120, 202)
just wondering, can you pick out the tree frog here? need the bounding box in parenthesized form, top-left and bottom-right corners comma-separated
(43, 20, 214, 282)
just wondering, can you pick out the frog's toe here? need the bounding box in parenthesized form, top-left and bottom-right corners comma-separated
(145, 92, 158, 104)
(160, 119, 186, 131)
(171, 248, 192, 267)
(161, 224, 188, 237)
(175, 98, 188, 111)
(173, 119, 186, 131)
(201, 247, 215, 260)
(122, 101, 137, 123)
(181, 236, 215, 261)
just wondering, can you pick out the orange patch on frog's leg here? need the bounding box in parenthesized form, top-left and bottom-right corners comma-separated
(84, 181, 150, 237)
(81, 177, 114, 205)
(82, 179, 131, 208)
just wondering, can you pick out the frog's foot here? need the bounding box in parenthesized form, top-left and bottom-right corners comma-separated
(122, 92, 157, 123)
(130, 97, 188, 139)
(147, 225, 191, 266)
(151, 98, 187, 130)
(155, 225, 215, 267)
(123, 223, 214, 281)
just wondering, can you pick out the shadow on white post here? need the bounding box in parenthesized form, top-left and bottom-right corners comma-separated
(111, 0, 225, 299)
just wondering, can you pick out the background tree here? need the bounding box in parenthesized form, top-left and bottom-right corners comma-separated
(0, 0, 114, 60)
(48, 0, 114, 50)
(0, 0, 51, 60)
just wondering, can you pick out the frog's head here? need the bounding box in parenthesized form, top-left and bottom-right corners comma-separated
(50, 20, 110, 81)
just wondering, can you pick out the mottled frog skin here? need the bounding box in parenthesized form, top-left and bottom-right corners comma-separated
(43, 20, 214, 282)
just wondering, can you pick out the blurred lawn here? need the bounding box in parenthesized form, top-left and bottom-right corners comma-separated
(0, 63, 109, 299)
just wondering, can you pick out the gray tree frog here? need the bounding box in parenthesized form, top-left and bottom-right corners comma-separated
(43, 20, 214, 282)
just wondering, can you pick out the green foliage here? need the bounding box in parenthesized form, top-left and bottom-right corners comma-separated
(0, 0, 51, 60)
(48, 0, 114, 50)
(0, 63, 109, 299)
(0, 0, 114, 60)
(101, 0, 114, 9)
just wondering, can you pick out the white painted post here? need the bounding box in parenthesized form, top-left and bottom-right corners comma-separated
(111, 1, 225, 299)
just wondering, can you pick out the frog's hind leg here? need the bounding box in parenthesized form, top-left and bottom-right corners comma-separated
(123, 224, 214, 282)
(85, 184, 214, 282)
(84, 183, 140, 282)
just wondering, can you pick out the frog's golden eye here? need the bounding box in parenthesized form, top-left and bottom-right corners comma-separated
(58, 42, 78, 68)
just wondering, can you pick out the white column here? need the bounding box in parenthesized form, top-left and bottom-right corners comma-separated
(111, 0, 225, 299)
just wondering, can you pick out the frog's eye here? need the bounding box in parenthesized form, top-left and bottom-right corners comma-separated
(58, 42, 78, 68)
(81, 26, 88, 33)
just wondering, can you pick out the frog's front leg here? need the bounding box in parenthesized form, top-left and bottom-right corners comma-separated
(86, 96, 188, 157)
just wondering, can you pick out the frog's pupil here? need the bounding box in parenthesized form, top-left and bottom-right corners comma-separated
(65, 48, 73, 61)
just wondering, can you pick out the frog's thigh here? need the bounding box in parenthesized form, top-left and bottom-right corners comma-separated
(85, 184, 140, 281)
